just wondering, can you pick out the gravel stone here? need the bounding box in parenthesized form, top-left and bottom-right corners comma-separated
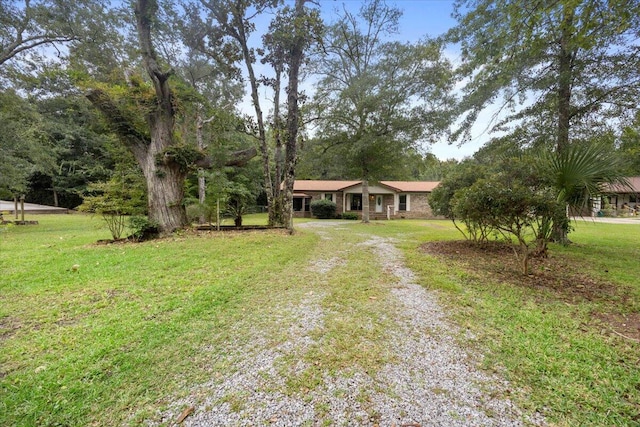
(147, 222, 545, 426)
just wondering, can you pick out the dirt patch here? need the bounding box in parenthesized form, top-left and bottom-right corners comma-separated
(0, 316, 21, 341)
(591, 312, 640, 342)
(194, 225, 284, 231)
(421, 240, 639, 341)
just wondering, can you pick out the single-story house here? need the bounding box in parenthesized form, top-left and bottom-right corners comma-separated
(290, 180, 440, 219)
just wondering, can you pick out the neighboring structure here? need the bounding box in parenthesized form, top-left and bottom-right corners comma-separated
(0, 200, 69, 215)
(598, 176, 640, 215)
(290, 180, 440, 219)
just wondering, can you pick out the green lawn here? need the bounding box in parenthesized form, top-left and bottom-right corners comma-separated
(1, 215, 638, 426)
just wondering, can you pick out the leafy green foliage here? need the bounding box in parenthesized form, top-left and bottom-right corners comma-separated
(0, 90, 56, 197)
(618, 113, 640, 176)
(156, 144, 204, 173)
(447, 0, 640, 150)
(310, 199, 337, 219)
(128, 215, 159, 241)
(452, 177, 560, 274)
(79, 164, 146, 239)
(428, 159, 487, 220)
(431, 154, 566, 273)
(540, 142, 629, 211)
(28, 94, 117, 208)
(310, 0, 453, 182)
(340, 212, 359, 220)
(0, 0, 106, 67)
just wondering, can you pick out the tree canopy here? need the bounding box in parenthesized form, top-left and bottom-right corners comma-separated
(309, 0, 453, 221)
(447, 0, 640, 153)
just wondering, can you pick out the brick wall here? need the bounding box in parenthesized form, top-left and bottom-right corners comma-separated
(393, 193, 435, 219)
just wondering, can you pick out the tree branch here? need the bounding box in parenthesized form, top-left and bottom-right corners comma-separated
(85, 89, 150, 158)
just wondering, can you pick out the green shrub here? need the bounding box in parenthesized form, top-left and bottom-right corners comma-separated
(78, 168, 146, 240)
(340, 212, 359, 220)
(310, 199, 337, 219)
(128, 216, 159, 241)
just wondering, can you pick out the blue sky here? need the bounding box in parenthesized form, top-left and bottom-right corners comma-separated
(318, 0, 457, 38)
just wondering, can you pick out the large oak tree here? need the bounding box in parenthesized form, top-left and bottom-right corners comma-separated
(87, 0, 190, 232)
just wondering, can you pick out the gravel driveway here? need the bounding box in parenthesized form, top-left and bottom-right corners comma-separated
(150, 222, 544, 426)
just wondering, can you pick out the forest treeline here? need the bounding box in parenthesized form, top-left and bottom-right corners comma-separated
(1, 0, 639, 233)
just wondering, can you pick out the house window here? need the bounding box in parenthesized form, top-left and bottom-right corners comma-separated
(399, 194, 407, 211)
(293, 197, 310, 212)
(350, 194, 362, 210)
(630, 194, 637, 203)
(324, 193, 333, 202)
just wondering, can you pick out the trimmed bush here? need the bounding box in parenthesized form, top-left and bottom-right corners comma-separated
(310, 199, 337, 219)
(340, 212, 359, 220)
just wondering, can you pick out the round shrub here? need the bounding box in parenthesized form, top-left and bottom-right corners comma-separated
(310, 199, 337, 219)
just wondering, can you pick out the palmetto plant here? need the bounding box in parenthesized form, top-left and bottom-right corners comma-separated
(541, 142, 630, 242)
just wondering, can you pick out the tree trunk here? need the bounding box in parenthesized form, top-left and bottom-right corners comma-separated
(282, 0, 307, 232)
(137, 149, 188, 233)
(552, 3, 576, 244)
(196, 108, 207, 224)
(557, 3, 575, 156)
(134, 0, 188, 233)
(233, 15, 277, 226)
(272, 65, 285, 228)
(362, 179, 370, 223)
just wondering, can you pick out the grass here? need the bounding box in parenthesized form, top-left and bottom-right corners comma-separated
(1, 214, 318, 425)
(396, 219, 640, 426)
(1, 215, 639, 426)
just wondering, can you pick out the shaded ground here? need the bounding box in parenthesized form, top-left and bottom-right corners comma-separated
(421, 240, 640, 342)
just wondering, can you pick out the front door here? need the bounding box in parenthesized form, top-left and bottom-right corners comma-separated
(375, 195, 383, 213)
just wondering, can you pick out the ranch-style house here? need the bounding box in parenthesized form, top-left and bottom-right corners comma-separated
(290, 180, 440, 220)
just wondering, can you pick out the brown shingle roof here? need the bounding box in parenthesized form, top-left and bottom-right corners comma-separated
(292, 180, 362, 191)
(380, 181, 440, 192)
(291, 180, 440, 192)
(603, 177, 640, 193)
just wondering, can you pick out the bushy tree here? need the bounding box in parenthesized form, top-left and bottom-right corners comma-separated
(452, 176, 560, 274)
(79, 162, 147, 240)
(428, 159, 488, 237)
(431, 153, 566, 274)
(311, 0, 453, 222)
